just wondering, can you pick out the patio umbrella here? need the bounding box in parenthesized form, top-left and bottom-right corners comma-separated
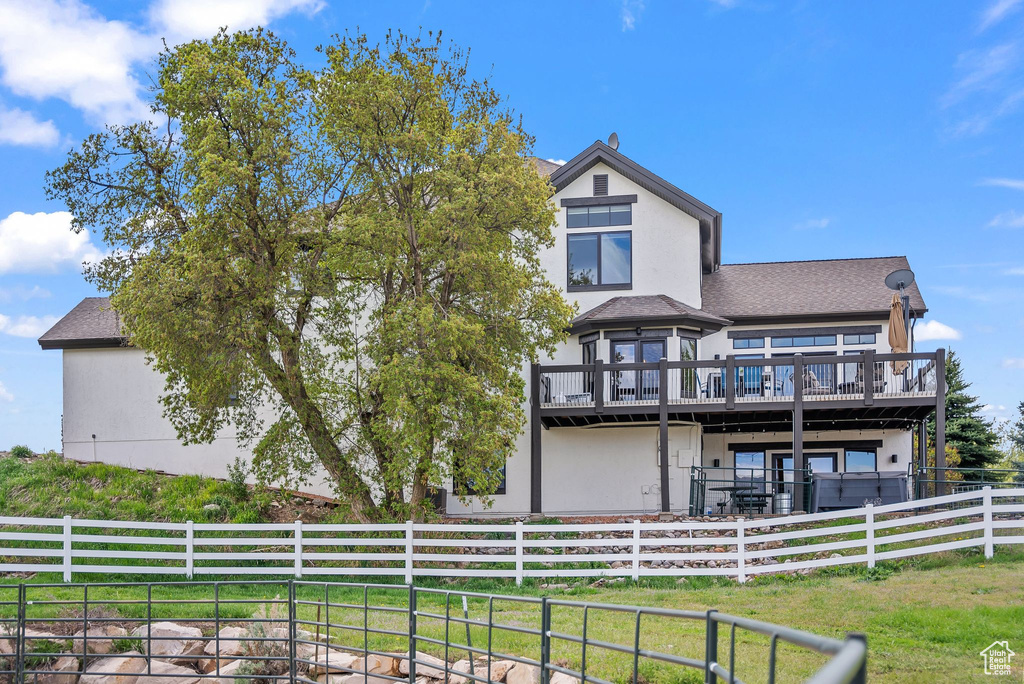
(888, 293, 909, 374)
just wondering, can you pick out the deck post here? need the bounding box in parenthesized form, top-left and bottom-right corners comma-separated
(725, 355, 735, 410)
(659, 357, 670, 514)
(863, 349, 875, 405)
(594, 359, 604, 413)
(530, 363, 543, 515)
(934, 348, 946, 496)
(792, 354, 805, 512)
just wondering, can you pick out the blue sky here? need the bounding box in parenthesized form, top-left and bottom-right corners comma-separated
(1, 0, 1024, 450)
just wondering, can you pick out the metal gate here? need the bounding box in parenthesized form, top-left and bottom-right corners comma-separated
(0, 580, 867, 683)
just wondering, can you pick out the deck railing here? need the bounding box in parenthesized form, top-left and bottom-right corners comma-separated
(538, 351, 939, 411)
(689, 466, 813, 516)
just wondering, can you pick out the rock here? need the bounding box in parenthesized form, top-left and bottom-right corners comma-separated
(135, 660, 202, 684)
(80, 652, 147, 684)
(352, 653, 397, 676)
(320, 675, 393, 684)
(203, 658, 247, 684)
(199, 625, 247, 672)
(307, 650, 360, 677)
(477, 659, 516, 681)
(36, 655, 80, 684)
(550, 673, 580, 684)
(506, 662, 540, 684)
(829, 553, 842, 559)
(445, 659, 474, 684)
(398, 651, 448, 678)
(203, 503, 221, 511)
(131, 622, 204, 664)
(72, 625, 129, 655)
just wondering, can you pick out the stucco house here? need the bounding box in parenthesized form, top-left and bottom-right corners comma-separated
(39, 139, 945, 517)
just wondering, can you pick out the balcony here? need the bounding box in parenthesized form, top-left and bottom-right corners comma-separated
(536, 351, 939, 415)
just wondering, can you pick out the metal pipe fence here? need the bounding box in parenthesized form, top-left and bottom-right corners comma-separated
(0, 580, 867, 683)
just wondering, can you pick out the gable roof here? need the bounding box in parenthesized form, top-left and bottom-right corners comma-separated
(571, 294, 731, 334)
(549, 140, 722, 272)
(38, 297, 125, 350)
(700, 256, 928, 323)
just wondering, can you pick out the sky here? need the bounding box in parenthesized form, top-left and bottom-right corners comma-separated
(1, 0, 1024, 450)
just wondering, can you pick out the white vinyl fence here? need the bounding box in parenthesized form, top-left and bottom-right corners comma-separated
(0, 487, 1021, 584)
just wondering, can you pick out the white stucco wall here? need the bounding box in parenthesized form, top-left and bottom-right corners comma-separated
(61, 347, 337, 495)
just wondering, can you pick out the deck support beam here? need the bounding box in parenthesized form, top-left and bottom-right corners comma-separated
(659, 357, 670, 513)
(934, 348, 946, 496)
(793, 354, 806, 512)
(530, 363, 542, 515)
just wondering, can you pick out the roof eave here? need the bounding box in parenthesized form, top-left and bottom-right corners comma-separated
(38, 337, 127, 351)
(569, 312, 731, 336)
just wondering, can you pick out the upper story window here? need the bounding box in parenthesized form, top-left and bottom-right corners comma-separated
(568, 231, 631, 290)
(772, 335, 836, 348)
(843, 333, 876, 345)
(567, 204, 632, 228)
(733, 337, 764, 349)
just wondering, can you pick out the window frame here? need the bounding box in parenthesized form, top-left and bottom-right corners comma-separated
(771, 334, 837, 348)
(844, 449, 877, 473)
(733, 337, 765, 349)
(566, 230, 633, 291)
(457, 463, 507, 496)
(843, 333, 876, 345)
(566, 204, 633, 228)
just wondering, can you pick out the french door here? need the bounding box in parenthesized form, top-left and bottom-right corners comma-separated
(611, 339, 665, 401)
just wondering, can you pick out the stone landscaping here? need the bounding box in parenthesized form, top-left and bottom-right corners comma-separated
(0, 614, 558, 684)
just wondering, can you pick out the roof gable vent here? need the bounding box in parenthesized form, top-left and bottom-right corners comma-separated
(593, 174, 608, 196)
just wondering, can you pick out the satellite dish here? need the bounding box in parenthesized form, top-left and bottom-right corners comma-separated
(885, 268, 915, 292)
(607, 132, 619, 150)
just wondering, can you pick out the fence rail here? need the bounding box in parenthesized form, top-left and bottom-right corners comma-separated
(0, 489, 1021, 584)
(0, 580, 868, 684)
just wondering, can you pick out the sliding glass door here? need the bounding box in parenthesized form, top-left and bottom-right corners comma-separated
(611, 339, 665, 401)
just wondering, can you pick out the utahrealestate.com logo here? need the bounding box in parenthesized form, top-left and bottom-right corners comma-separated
(981, 641, 1015, 676)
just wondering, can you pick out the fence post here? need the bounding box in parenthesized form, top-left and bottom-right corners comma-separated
(62, 515, 72, 582)
(540, 597, 551, 684)
(631, 520, 641, 582)
(515, 521, 524, 586)
(866, 504, 875, 569)
(185, 520, 194, 579)
(405, 520, 415, 584)
(294, 519, 303, 579)
(847, 632, 868, 684)
(983, 486, 994, 559)
(408, 585, 417, 682)
(736, 519, 746, 584)
(704, 609, 718, 684)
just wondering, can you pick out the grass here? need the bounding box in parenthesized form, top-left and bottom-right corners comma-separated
(0, 551, 1020, 682)
(0, 451, 273, 524)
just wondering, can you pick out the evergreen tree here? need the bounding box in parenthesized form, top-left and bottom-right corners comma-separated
(927, 350, 1001, 468)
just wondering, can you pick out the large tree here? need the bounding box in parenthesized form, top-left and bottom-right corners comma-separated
(46, 29, 573, 521)
(927, 349, 1001, 469)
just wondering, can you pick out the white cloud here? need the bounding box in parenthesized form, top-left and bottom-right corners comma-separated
(546, 158, 567, 166)
(0, 104, 59, 147)
(1004, 266, 1024, 275)
(794, 217, 831, 230)
(980, 177, 1024, 190)
(942, 43, 1017, 108)
(621, 0, 644, 31)
(915, 320, 963, 341)
(0, 211, 104, 274)
(1003, 358, 1024, 369)
(0, 285, 51, 302)
(988, 209, 1024, 228)
(979, 0, 1022, 32)
(0, 313, 60, 338)
(149, 0, 325, 42)
(0, 380, 12, 402)
(0, 0, 324, 127)
(0, 0, 152, 124)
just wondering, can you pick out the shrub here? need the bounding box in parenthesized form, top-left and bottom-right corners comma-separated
(235, 601, 290, 683)
(9, 445, 33, 458)
(226, 456, 250, 502)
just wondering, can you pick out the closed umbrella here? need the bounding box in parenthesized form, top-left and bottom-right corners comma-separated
(888, 293, 909, 374)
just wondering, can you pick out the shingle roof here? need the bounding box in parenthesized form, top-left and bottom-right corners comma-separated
(700, 256, 928, 321)
(532, 157, 562, 176)
(571, 294, 730, 334)
(38, 297, 124, 350)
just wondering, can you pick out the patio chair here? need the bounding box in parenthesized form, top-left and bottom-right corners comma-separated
(802, 368, 833, 396)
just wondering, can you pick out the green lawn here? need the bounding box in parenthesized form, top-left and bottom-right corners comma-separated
(1, 551, 1021, 683)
